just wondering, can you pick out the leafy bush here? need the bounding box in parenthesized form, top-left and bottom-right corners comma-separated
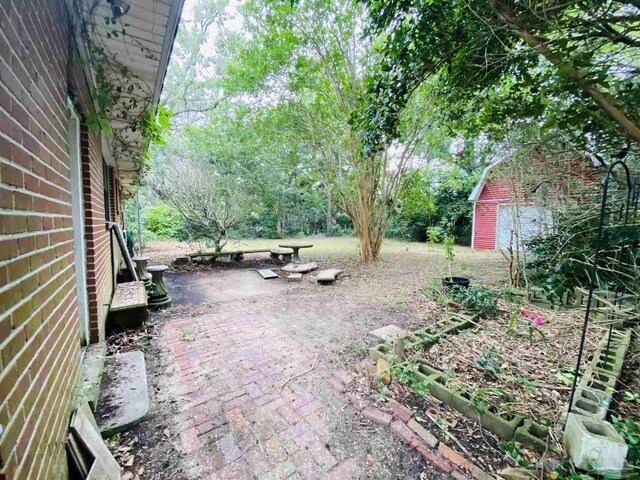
(526, 198, 639, 303)
(426, 226, 446, 243)
(612, 416, 640, 467)
(144, 204, 183, 239)
(452, 286, 498, 318)
(475, 346, 502, 377)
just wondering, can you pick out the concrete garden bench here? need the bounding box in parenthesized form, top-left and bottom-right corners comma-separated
(278, 243, 313, 263)
(109, 281, 149, 328)
(270, 248, 293, 263)
(189, 249, 271, 262)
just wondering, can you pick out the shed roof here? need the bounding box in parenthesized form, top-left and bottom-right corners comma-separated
(468, 159, 506, 202)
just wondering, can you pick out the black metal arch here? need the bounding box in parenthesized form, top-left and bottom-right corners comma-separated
(567, 160, 639, 415)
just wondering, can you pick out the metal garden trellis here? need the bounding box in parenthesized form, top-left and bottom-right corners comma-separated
(567, 160, 640, 416)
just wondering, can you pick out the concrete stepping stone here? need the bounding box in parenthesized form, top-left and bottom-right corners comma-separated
(258, 269, 279, 279)
(369, 324, 408, 341)
(281, 261, 318, 273)
(96, 351, 149, 438)
(317, 268, 343, 284)
(287, 273, 303, 282)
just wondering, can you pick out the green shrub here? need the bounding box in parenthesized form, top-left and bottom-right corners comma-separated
(144, 204, 183, 239)
(452, 286, 498, 318)
(427, 226, 446, 244)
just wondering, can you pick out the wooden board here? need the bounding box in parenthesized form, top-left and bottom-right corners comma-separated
(111, 223, 138, 281)
(69, 403, 120, 480)
(189, 249, 271, 258)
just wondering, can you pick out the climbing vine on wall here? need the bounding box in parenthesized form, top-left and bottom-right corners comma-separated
(67, 0, 171, 179)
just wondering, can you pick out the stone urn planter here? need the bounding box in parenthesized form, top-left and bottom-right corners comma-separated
(147, 265, 171, 309)
(132, 256, 152, 292)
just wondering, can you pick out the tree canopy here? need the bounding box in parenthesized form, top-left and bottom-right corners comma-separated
(358, 0, 640, 158)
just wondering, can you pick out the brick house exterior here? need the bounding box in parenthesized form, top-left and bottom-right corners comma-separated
(0, 0, 183, 478)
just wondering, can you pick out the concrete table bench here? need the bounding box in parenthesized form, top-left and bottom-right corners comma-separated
(147, 265, 171, 309)
(278, 243, 313, 263)
(189, 249, 272, 262)
(270, 248, 293, 263)
(109, 281, 149, 328)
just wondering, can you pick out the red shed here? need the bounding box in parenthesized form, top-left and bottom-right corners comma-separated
(469, 157, 601, 250)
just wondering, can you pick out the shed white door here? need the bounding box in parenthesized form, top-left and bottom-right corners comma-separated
(496, 205, 551, 250)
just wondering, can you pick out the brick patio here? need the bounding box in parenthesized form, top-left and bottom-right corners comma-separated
(153, 286, 443, 479)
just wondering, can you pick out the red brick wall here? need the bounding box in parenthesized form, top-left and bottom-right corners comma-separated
(80, 128, 114, 343)
(0, 0, 117, 478)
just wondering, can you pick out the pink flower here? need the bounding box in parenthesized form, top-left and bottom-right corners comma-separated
(521, 308, 528, 317)
(452, 302, 461, 308)
(533, 316, 544, 325)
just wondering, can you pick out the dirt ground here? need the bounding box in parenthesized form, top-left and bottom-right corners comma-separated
(105, 237, 512, 479)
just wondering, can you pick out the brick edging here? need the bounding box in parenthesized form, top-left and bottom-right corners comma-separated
(330, 370, 497, 479)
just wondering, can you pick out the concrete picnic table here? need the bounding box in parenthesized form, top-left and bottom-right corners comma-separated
(278, 243, 313, 263)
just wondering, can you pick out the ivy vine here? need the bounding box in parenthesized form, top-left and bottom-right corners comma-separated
(67, 0, 172, 181)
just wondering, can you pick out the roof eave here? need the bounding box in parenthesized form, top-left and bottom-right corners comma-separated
(468, 158, 507, 202)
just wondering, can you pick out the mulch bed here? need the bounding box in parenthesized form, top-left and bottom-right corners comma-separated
(401, 392, 514, 474)
(413, 300, 607, 423)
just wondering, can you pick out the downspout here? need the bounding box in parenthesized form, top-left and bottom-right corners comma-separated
(109, 224, 116, 292)
(136, 190, 142, 255)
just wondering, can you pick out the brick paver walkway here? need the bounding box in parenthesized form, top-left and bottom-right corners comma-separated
(154, 289, 431, 479)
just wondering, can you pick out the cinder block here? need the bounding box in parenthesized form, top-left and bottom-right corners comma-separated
(449, 389, 523, 441)
(426, 375, 455, 405)
(570, 389, 609, 421)
(514, 419, 555, 454)
(580, 369, 618, 393)
(563, 413, 627, 475)
(369, 344, 390, 362)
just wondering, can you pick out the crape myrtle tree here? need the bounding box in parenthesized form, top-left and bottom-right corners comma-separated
(358, 0, 640, 157)
(150, 151, 247, 252)
(223, 0, 438, 262)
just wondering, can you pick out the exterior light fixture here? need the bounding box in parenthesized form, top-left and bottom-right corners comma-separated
(107, 0, 130, 19)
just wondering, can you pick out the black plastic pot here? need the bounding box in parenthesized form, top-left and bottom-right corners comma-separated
(442, 276, 470, 288)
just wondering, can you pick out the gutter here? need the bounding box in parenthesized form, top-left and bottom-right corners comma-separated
(152, 0, 186, 106)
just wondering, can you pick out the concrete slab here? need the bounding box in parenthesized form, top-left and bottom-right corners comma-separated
(164, 270, 292, 305)
(287, 273, 303, 282)
(281, 262, 318, 273)
(109, 281, 149, 329)
(79, 343, 107, 411)
(317, 269, 343, 284)
(96, 351, 149, 438)
(110, 281, 148, 311)
(257, 269, 278, 279)
(369, 324, 408, 341)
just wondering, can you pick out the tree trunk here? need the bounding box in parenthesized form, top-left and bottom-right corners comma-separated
(325, 185, 332, 236)
(276, 217, 283, 239)
(352, 191, 384, 263)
